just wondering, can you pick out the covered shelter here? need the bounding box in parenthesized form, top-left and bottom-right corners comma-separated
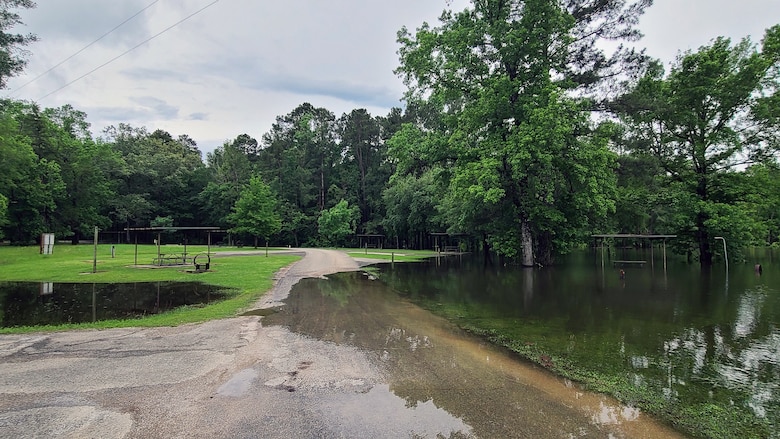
(124, 227, 225, 266)
(357, 234, 385, 250)
(592, 234, 677, 270)
(430, 232, 469, 253)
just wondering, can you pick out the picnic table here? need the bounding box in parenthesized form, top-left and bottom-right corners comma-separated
(152, 253, 192, 266)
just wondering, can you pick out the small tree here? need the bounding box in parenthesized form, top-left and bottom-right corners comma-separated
(318, 199, 358, 247)
(227, 176, 282, 250)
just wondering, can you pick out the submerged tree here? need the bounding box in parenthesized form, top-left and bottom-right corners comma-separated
(395, 0, 649, 265)
(615, 25, 780, 265)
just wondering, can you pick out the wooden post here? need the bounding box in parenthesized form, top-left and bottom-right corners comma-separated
(92, 226, 98, 273)
(134, 233, 138, 266)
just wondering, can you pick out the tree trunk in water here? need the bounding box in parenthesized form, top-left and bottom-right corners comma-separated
(536, 232, 554, 267)
(482, 233, 492, 267)
(696, 210, 713, 266)
(520, 219, 534, 267)
(696, 175, 713, 267)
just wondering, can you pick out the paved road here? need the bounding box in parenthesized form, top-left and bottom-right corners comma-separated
(0, 249, 685, 438)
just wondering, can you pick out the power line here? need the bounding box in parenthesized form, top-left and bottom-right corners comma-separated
(10, 0, 162, 97)
(37, 0, 220, 101)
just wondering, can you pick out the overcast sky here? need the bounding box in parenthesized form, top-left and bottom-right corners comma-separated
(4, 0, 779, 156)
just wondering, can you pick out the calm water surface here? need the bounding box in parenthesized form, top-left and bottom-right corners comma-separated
(264, 269, 686, 438)
(0, 282, 230, 327)
(381, 249, 780, 435)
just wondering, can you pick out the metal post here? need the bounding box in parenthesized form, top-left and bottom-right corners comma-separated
(715, 237, 728, 273)
(663, 239, 667, 273)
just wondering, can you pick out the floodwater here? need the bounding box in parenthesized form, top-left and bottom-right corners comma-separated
(0, 282, 230, 327)
(263, 268, 688, 438)
(381, 249, 780, 437)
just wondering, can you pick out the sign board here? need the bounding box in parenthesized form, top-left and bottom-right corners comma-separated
(40, 233, 55, 255)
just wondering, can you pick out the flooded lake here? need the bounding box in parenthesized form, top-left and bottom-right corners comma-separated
(0, 282, 231, 327)
(260, 248, 779, 437)
(380, 249, 780, 437)
(264, 265, 688, 438)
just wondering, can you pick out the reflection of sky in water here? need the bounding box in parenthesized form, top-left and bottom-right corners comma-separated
(325, 383, 473, 438)
(734, 289, 764, 339)
(658, 288, 780, 421)
(591, 401, 640, 426)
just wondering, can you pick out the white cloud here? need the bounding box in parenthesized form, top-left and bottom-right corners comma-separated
(4, 0, 779, 157)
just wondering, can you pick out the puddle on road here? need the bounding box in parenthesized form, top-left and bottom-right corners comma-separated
(217, 368, 259, 397)
(263, 272, 687, 439)
(321, 383, 473, 438)
(239, 307, 279, 317)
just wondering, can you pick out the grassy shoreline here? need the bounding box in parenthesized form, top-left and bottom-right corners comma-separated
(0, 245, 435, 334)
(0, 244, 300, 333)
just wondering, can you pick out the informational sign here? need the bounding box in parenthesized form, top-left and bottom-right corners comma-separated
(40, 233, 55, 255)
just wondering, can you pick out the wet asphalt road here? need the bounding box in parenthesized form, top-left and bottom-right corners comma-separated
(0, 249, 686, 438)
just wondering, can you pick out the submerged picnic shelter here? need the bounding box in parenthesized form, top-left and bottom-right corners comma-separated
(592, 234, 677, 269)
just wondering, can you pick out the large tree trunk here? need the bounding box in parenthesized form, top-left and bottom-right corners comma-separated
(697, 212, 713, 266)
(696, 175, 713, 266)
(483, 233, 492, 267)
(520, 218, 534, 267)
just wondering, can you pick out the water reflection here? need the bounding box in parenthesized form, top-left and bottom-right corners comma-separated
(264, 272, 685, 438)
(0, 282, 231, 327)
(383, 250, 780, 436)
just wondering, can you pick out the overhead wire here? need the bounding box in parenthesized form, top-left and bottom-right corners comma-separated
(10, 0, 162, 97)
(37, 0, 220, 101)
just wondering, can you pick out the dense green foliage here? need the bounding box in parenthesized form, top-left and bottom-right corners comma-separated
(615, 26, 780, 265)
(317, 199, 359, 246)
(0, 0, 36, 89)
(0, 1, 778, 267)
(228, 176, 282, 247)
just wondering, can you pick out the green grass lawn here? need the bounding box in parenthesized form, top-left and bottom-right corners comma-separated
(341, 248, 438, 262)
(0, 244, 300, 333)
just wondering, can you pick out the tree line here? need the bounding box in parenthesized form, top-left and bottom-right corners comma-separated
(1, 0, 779, 267)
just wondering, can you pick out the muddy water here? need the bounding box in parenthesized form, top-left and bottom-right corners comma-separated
(263, 271, 686, 438)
